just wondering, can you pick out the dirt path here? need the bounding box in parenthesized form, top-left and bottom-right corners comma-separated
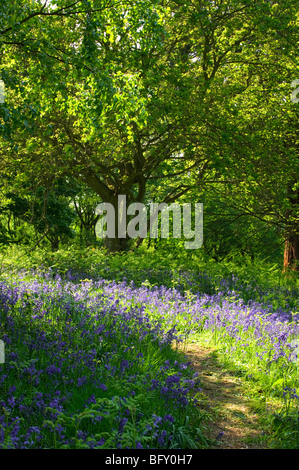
(181, 342, 267, 449)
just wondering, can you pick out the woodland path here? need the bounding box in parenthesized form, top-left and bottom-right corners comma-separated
(181, 342, 267, 449)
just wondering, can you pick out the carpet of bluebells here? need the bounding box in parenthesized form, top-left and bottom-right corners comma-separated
(1, 263, 299, 449)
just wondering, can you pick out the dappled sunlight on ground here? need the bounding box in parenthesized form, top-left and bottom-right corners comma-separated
(178, 342, 268, 449)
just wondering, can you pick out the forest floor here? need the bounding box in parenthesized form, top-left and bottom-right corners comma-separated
(179, 342, 270, 449)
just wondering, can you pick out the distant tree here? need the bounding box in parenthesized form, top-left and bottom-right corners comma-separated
(0, 176, 76, 249)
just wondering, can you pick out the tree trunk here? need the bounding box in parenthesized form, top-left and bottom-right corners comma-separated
(51, 235, 59, 251)
(283, 181, 299, 271)
(283, 235, 299, 271)
(103, 236, 128, 253)
(100, 195, 129, 253)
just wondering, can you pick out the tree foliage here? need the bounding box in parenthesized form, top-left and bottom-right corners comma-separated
(0, 1, 298, 264)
